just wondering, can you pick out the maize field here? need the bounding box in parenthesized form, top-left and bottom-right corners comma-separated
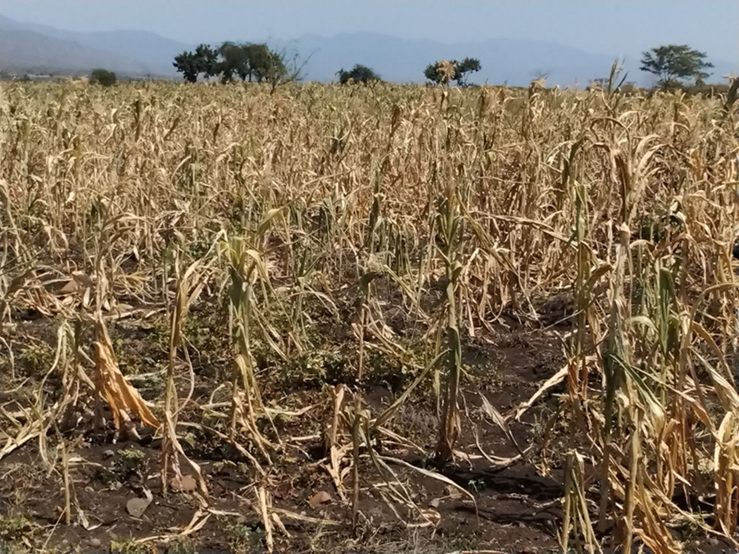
(1, 78, 739, 552)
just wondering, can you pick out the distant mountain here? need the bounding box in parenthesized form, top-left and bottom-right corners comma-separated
(283, 33, 618, 86)
(49, 29, 191, 76)
(0, 13, 736, 86)
(0, 28, 150, 75)
(2, 17, 191, 75)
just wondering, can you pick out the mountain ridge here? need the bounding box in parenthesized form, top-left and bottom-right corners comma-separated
(0, 28, 151, 75)
(0, 14, 190, 75)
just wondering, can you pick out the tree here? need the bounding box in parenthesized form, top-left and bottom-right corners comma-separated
(263, 46, 306, 92)
(336, 64, 382, 85)
(217, 41, 250, 82)
(244, 43, 288, 84)
(425, 60, 456, 86)
(89, 68, 117, 87)
(216, 42, 290, 85)
(174, 42, 298, 88)
(455, 57, 481, 86)
(194, 44, 219, 78)
(640, 45, 713, 89)
(424, 57, 481, 86)
(173, 51, 199, 83)
(174, 44, 219, 83)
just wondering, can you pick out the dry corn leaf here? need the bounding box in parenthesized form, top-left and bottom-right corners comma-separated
(480, 393, 527, 462)
(270, 508, 340, 526)
(57, 280, 78, 296)
(94, 319, 160, 430)
(256, 486, 274, 553)
(514, 362, 581, 421)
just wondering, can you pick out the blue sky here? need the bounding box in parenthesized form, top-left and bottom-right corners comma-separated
(2, 0, 738, 62)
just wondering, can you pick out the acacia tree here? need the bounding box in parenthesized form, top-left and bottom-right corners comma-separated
(640, 45, 713, 89)
(424, 57, 481, 86)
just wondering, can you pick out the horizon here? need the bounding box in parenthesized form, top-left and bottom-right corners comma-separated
(0, 2, 737, 87)
(1, 0, 738, 63)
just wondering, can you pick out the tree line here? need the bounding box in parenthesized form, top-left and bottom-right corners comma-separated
(172, 42, 714, 90)
(174, 43, 483, 86)
(173, 42, 302, 89)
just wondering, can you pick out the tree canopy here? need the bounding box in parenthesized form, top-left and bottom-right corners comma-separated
(218, 42, 288, 84)
(89, 68, 117, 87)
(640, 45, 713, 89)
(173, 44, 218, 83)
(424, 58, 481, 86)
(173, 42, 292, 86)
(336, 64, 382, 85)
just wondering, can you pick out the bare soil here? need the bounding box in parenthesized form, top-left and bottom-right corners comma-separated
(0, 305, 614, 552)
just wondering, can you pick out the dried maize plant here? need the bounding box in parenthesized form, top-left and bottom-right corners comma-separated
(92, 317, 159, 437)
(2, 78, 739, 553)
(221, 207, 286, 465)
(434, 179, 466, 467)
(160, 249, 212, 499)
(435, 61, 457, 87)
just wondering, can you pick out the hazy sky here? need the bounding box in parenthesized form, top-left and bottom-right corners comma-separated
(2, 0, 738, 60)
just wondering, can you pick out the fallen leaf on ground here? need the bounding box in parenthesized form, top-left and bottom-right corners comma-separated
(126, 489, 153, 518)
(308, 491, 332, 507)
(57, 280, 78, 295)
(170, 474, 197, 492)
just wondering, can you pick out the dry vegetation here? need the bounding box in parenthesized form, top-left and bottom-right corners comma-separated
(1, 77, 739, 553)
